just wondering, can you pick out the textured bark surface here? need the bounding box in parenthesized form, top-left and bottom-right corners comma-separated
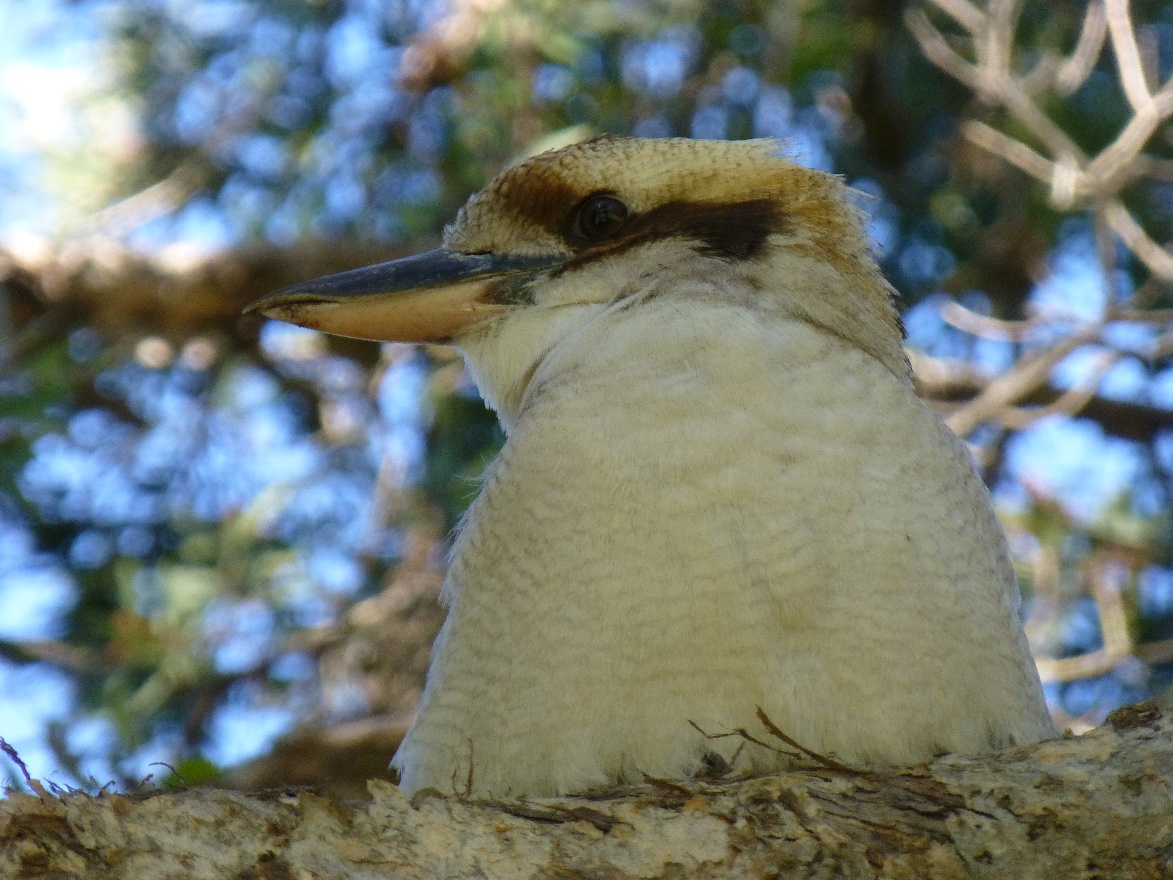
(2, 703, 1170, 879)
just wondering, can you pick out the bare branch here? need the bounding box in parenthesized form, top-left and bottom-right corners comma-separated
(905, 9, 984, 91)
(1112, 307, 1173, 324)
(1138, 638, 1173, 667)
(1102, 201, 1173, 280)
(84, 162, 209, 237)
(943, 331, 1101, 438)
(1092, 561, 1136, 664)
(932, 3, 1173, 300)
(1035, 650, 1120, 684)
(999, 351, 1120, 430)
(1150, 331, 1173, 361)
(909, 8, 1087, 168)
(912, 351, 1173, 443)
(1105, 0, 1154, 112)
(1037, 638, 1173, 684)
(923, 0, 987, 35)
(985, 0, 1023, 76)
(1083, 81, 1173, 189)
(996, 80, 1088, 167)
(961, 120, 1053, 182)
(938, 297, 1037, 341)
(1055, 0, 1108, 95)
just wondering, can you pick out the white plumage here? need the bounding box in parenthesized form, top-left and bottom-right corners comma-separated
(248, 136, 1056, 797)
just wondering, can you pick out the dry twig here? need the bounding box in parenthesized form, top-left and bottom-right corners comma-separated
(908, 1, 1173, 706)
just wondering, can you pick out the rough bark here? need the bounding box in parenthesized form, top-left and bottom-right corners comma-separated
(2, 703, 1170, 880)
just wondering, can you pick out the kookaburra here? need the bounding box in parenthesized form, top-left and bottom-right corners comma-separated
(246, 136, 1056, 797)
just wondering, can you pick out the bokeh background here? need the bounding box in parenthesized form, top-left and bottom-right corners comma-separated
(1, 0, 1172, 797)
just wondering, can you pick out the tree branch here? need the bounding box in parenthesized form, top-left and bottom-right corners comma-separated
(1054, 1, 1107, 95)
(1105, 0, 1154, 112)
(909, 351, 1173, 443)
(1, 706, 1169, 878)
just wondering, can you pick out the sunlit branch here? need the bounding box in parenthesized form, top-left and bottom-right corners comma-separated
(938, 297, 1037, 341)
(1055, 0, 1107, 96)
(1102, 201, 1173, 280)
(998, 350, 1120, 430)
(960, 119, 1052, 183)
(940, 329, 1102, 438)
(910, 349, 1173, 444)
(1105, 0, 1154, 112)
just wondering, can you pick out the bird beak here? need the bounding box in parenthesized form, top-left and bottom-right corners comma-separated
(243, 248, 563, 342)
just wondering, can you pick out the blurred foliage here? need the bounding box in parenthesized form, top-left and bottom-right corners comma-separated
(2, 0, 1173, 790)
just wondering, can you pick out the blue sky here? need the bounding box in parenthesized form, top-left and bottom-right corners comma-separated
(0, 0, 109, 238)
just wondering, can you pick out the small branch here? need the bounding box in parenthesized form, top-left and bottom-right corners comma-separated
(1083, 82, 1173, 192)
(1055, 0, 1107, 95)
(1037, 637, 1173, 684)
(1111, 307, 1173, 324)
(912, 351, 1173, 443)
(924, 0, 986, 35)
(909, 2, 1087, 172)
(1094, 209, 1125, 305)
(998, 351, 1120, 430)
(911, 0, 1173, 270)
(1101, 201, 1173, 280)
(1092, 560, 1136, 663)
(985, 0, 1023, 76)
(1137, 155, 1173, 182)
(687, 719, 801, 762)
(755, 708, 856, 773)
(1105, 0, 1154, 112)
(944, 330, 1101, 438)
(996, 80, 1088, 168)
(84, 162, 209, 237)
(1138, 637, 1173, 667)
(905, 9, 984, 92)
(961, 120, 1053, 183)
(938, 297, 1037, 341)
(0, 738, 34, 787)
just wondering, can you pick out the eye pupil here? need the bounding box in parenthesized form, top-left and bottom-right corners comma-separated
(577, 195, 628, 241)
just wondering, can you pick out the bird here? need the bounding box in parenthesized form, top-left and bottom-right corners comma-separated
(246, 135, 1057, 798)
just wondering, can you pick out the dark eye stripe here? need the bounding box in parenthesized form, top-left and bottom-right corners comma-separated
(497, 163, 787, 263)
(636, 198, 785, 260)
(561, 198, 786, 263)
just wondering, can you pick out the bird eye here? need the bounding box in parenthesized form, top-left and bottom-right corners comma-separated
(576, 195, 628, 242)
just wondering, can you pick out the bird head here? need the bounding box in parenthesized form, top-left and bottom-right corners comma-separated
(246, 135, 906, 428)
